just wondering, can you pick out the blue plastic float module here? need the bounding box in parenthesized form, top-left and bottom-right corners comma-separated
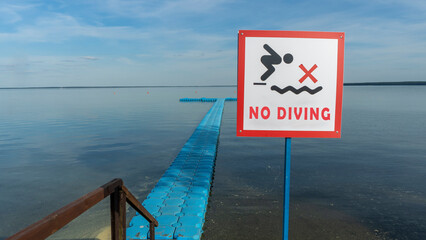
(127, 99, 226, 240)
(179, 97, 236, 102)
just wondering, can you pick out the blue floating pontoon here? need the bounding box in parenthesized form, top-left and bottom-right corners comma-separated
(127, 98, 230, 240)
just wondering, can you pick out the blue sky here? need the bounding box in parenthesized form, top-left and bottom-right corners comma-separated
(1, 0, 425, 87)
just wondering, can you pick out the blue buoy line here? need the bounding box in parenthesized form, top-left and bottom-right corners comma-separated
(179, 97, 237, 102)
(127, 98, 226, 240)
(179, 98, 217, 102)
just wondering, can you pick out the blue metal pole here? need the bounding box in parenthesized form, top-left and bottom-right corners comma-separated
(283, 137, 291, 240)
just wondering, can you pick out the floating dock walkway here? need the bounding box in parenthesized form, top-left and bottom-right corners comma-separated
(127, 98, 234, 240)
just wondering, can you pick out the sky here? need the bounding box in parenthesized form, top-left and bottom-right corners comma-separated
(0, 0, 425, 87)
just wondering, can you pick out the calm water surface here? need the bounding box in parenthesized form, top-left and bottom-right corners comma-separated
(0, 86, 425, 240)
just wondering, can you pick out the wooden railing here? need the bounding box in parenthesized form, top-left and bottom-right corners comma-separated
(6, 178, 158, 240)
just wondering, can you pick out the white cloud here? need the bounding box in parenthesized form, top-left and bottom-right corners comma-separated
(0, 13, 149, 42)
(99, 0, 232, 18)
(1, 0, 424, 86)
(273, 5, 426, 82)
(167, 49, 234, 61)
(355, 0, 426, 12)
(0, 11, 233, 51)
(0, 3, 36, 24)
(82, 56, 99, 61)
(116, 57, 136, 65)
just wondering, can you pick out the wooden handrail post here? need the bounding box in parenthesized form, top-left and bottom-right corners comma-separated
(110, 187, 126, 240)
(150, 222, 156, 240)
(6, 179, 157, 240)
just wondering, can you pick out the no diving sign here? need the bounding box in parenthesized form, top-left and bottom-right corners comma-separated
(237, 30, 345, 138)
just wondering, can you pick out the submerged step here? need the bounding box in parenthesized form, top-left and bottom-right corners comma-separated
(127, 99, 226, 240)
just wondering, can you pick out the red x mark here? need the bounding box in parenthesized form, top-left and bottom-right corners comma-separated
(299, 64, 318, 83)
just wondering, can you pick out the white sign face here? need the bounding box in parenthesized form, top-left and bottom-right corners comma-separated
(237, 30, 344, 138)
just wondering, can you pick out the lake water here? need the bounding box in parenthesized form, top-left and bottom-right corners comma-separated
(0, 86, 425, 240)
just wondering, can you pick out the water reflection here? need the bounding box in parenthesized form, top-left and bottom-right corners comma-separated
(1, 87, 425, 240)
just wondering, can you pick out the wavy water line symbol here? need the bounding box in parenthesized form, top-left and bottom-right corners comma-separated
(260, 44, 282, 81)
(271, 85, 323, 95)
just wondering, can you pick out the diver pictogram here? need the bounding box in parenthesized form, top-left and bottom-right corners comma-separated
(260, 44, 282, 81)
(256, 44, 323, 95)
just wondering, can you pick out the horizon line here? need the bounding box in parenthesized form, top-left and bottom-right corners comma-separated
(0, 85, 237, 90)
(0, 81, 425, 90)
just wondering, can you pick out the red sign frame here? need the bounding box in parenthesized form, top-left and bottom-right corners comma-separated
(237, 30, 345, 138)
